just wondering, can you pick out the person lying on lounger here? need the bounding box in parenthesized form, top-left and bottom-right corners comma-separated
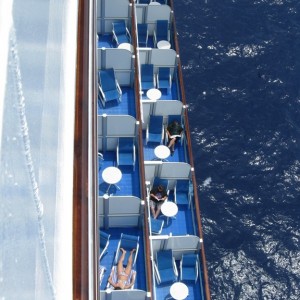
(108, 248, 136, 290)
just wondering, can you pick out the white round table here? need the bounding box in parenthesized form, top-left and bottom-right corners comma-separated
(170, 282, 189, 300)
(157, 40, 171, 49)
(161, 201, 178, 225)
(154, 145, 170, 161)
(102, 167, 122, 193)
(118, 43, 133, 52)
(146, 88, 162, 101)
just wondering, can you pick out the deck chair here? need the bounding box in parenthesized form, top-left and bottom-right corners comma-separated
(153, 20, 170, 47)
(138, 0, 151, 3)
(165, 115, 184, 146)
(106, 265, 136, 290)
(112, 20, 131, 46)
(150, 217, 164, 235)
(116, 137, 136, 170)
(99, 231, 110, 260)
(137, 24, 148, 47)
(141, 64, 155, 90)
(157, 67, 172, 89)
(98, 68, 122, 107)
(180, 253, 199, 283)
(152, 177, 169, 193)
(154, 250, 178, 284)
(98, 152, 104, 171)
(114, 233, 140, 267)
(146, 115, 164, 145)
(174, 179, 193, 208)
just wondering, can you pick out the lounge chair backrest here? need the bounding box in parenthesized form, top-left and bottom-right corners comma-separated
(114, 233, 140, 267)
(113, 20, 126, 36)
(119, 138, 133, 152)
(99, 231, 110, 260)
(159, 67, 170, 80)
(153, 177, 168, 190)
(150, 217, 164, 235)
(157, 250, 173, 270)
(157, 67, 171, 89)
(176, 179, 189, 193)
(180, 253, 199, 283)
(149, 115, 163, 134)
(137, 23, 148, 46)
(141, 64, 154, 82)
(156, 20, 169, 41)
(154, 250, 178, 284)
(99, 69, 116, 92)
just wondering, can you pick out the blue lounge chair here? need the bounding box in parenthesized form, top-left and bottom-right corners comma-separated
(98, 68, 122, 107)
(152, 177, 169, 192)
(99, 231, 110, 260)
(157, 67, 172, 89)
(137, 23, 148, 47)
(153, 20, 169, 47)
(141, 64, 155, 90)
(114, 233, 140, 267)
(138, 0, 151, 3)
(98, 152, 104, 171)
(154, 250, 178, 284)
(112, 20, 131, 46)
(146, 115, 164, 145)
(165, 115, 185, 146)
(116, 137, 136, 170)
(180, 253, 199, 283)
(174, 179, 193, 208)
(150, 217, 164, 235)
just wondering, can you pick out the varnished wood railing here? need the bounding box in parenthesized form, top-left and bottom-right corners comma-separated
(73, 0, 95, 299)
(130, 1, 154, 298)
(169, 0, 211, 299)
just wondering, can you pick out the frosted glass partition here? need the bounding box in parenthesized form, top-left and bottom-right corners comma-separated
(152, 100, 183, 116)
(150, 235, 201, 260)
(0, 0, 78, 299)
(144, 163, 192, 180)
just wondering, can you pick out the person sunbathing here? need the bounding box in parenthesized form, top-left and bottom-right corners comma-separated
(108, 248, 136, 290)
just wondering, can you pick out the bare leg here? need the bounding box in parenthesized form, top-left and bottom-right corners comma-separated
(125, 249, 136, 275)
(117, 248, 126, 275)
(151, 206, 157, 219)
(155, 207, 161, 219)
(168, 138, 176, 150)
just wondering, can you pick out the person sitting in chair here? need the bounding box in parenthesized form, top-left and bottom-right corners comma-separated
(166, 120, 183, 156)
(108, 248, 136, 290)
(150, 184, 167, 219)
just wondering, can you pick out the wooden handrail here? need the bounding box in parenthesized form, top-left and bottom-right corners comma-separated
(169, 1, 211, 299)
(130, 1, 153, 299)
(73, 0, 93, 298)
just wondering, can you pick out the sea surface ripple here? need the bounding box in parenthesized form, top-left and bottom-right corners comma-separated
(174, 1, 300, 299)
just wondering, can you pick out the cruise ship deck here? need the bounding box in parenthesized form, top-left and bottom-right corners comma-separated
(97, 1, 210, 300)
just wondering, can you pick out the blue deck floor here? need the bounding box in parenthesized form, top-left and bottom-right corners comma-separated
(98, 151, 140, 197)
(98, 87, 136, 117)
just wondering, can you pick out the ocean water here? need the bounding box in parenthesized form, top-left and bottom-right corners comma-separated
(174, 1, 300, 299)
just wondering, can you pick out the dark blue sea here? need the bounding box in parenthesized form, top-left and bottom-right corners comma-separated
(174, 1, 300, 299)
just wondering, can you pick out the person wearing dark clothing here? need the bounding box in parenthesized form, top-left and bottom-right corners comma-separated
(150, 185, 167, 219)
(166, 120, 183, 155)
